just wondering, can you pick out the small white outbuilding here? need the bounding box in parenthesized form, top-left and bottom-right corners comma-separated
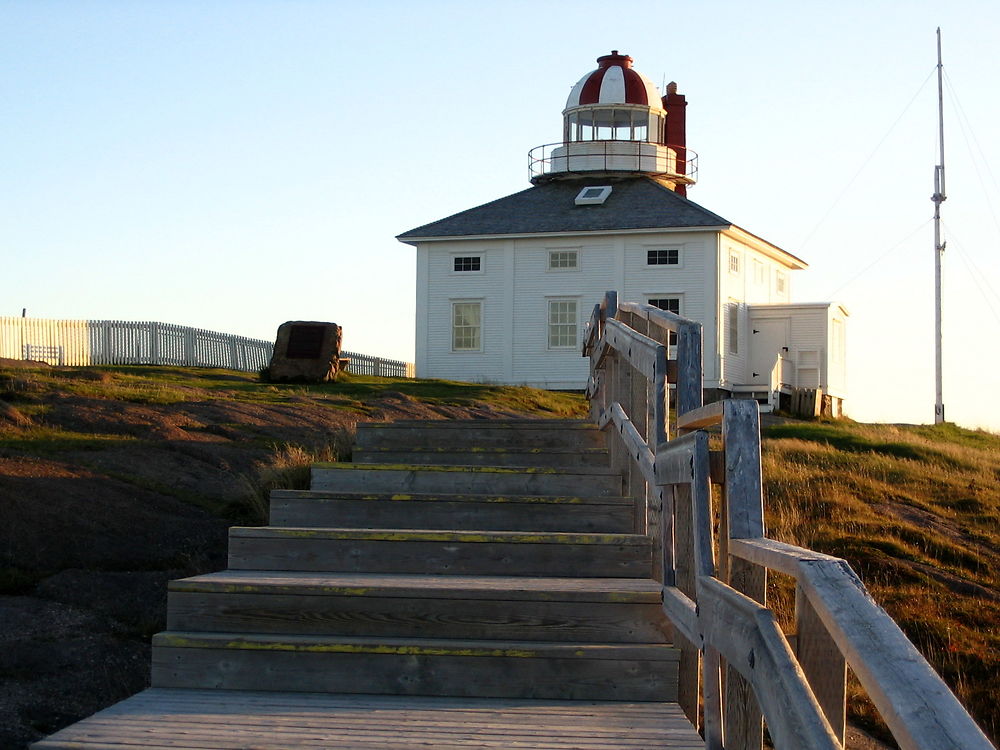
(398, 51, 847, 414)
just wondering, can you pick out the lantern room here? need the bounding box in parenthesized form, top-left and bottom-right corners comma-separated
(530, 51, 696, 193)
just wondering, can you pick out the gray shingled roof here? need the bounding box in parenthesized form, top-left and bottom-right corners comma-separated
(396, 177, 731, 241)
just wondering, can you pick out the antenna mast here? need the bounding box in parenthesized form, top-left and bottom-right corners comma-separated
(932, 27, 946, 424)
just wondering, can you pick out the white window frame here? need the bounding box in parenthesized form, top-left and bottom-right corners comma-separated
(450, 254, 484, 275)
(645, 245, 683, 268)
(729, 251, 741, 275)
(546, 298, 579, 350)
(753, 258, 766, 285)
(776, 271, 787, 294)
(451, 300, 482, 352)
(547, 249, 580, 271)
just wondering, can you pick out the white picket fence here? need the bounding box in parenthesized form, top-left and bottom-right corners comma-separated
(0, 318, 415, 378)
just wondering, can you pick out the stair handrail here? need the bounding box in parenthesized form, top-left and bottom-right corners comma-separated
(583, 290, 994, 750)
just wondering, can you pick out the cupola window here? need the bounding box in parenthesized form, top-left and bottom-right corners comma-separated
(564, 107, 664, 144)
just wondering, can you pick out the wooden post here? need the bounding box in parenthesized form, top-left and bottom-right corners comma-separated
(676, 321, 704, 421)
(627, 359, 646, 513)
(703, 644, 725, 750)
(673, 482, 700, 728)
(795, 584, 847, 746)
(723, 400, 766, 750)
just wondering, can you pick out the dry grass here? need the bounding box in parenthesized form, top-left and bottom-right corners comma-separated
(760, 419, 1000, 744)
(230, 427, 355, 524)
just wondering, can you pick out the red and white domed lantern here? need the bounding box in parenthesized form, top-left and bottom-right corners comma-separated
(565, 51, 662, 113)
(530, 51, 695, 193)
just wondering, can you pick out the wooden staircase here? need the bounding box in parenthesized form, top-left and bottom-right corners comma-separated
(34, 419, 703, 749)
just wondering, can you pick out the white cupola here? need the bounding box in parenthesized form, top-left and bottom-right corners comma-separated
(530, 51, 696, 194)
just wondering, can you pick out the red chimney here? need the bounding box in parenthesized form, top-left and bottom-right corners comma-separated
(663, 82, 688, 197)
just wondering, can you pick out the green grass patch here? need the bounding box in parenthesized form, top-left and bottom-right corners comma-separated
(0, 365, 588, 416)
(0, 428, 137, 453)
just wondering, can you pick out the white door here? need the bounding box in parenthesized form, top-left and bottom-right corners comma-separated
(748, 318, 790, 385)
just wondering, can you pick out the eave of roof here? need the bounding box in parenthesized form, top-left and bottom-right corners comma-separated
(396, 176, 731, 241)
(723, 226, 808, 269)
(397, 175, 809, 270)
(399, 224, 731, 243)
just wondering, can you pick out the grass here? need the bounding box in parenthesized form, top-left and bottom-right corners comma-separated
(0, 365, 588, 416)
(0, 427, 137, 453)
(760, 418, 1000, 744)
(228, 429, 355, 525)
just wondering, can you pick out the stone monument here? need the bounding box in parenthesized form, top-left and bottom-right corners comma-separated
(267, 321, 344, 383)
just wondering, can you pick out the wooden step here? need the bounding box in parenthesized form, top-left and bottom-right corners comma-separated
(310, 463, 623, 496)
(167, 571, 672, 642)
(269, 490, 635, 532)
(31, 689, 704, 750)
(227, 528, 653, 577)
(353, 446, 610, 468)
(151, 632, 680, 701)
(356, 420, 606, 451)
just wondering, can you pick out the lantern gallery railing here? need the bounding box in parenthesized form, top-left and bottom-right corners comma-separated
(582, 291, 993, 750)
(529, 141, 698, 183)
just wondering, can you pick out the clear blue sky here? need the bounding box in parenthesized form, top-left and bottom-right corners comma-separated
(3, 1, 999, 430)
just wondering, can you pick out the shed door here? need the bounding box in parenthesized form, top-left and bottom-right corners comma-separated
(748, 318, 790, 385)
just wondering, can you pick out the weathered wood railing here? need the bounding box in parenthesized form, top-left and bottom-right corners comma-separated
(582, 291, 993, 750)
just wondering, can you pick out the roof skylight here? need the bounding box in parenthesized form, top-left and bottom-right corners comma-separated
(575, 185, 612, 205)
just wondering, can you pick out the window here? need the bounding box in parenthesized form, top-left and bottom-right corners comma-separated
(776, 271, 786, 294)
(453, 256, 481, 272)
(548, 250, 579, 270)
(648, 297, 680, 315)
(452, 302, 481, 351)
(647, 248, 680, 266)
(566, 107, 664, 144)
(648, 297, 681, 345)
(729, 251, 741, 274)
(753, 259, 766, 285)
(547, 299, 578, 349)
(728, 303, 740, 355)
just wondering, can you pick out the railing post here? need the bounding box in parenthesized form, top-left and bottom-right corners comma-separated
(676, 320, 703, 419)
(722, 400, 766, 750)
(672, 478, 700, 729)
(795, 585, 847, 746)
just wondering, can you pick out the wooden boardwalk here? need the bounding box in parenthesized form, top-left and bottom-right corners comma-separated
(34, 418, 707, 749)
(33, 689, 703, 749)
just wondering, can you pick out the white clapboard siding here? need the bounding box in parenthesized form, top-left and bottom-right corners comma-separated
(0, 318, 414, 377)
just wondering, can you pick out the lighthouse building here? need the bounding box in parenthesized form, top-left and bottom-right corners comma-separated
(398, 51, 847, 412)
